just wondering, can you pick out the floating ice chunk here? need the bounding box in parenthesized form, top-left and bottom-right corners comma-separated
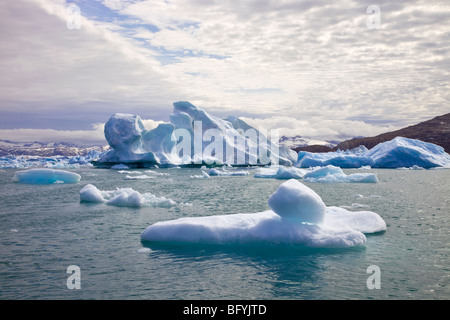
(208, 168, 249, 176)
(144, 170, 170, 176)
(191, 171, 210, 179)
(106, 188, 147, 207)
(140, 209, 383, 248)
(111, 164, 130, 170)
(268, 179, 325, 224)
(80, 184, 107, 203)
(13, 168, 81, 184)
(141, 179, 386, 248)
(274, 166, 307, 179)
(253, 167, 279, 178)
(303, 165, 343, 178)
(79, 184, 176, 208)
(340, 203, 370, 209)
(303, 165, 378, 183)
(254, 166, 306, 179)
(124, 175, 155, 180)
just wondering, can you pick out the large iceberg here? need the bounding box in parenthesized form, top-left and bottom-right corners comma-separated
(13, 168, 81, 184)
(98, 101, 297, 167)
(295, 137, 450, 169)
(365, 137, 450, 168)
(141, 179, 386, 248)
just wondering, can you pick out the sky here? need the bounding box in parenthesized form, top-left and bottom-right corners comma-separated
(0, 0, 449, 146)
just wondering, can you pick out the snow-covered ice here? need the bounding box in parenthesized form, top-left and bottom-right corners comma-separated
(13, 168, 81, 184)
(267, 179, 325, 224)
(80, 184, 176, 208)
(141, 179, 386, 248)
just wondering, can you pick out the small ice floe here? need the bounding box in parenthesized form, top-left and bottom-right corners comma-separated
(141, 179, 386, 248)
(80, 184, 176, 208)
(13, 168, 81, 184)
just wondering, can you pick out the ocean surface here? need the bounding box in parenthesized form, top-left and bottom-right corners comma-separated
(0, 166, 449, 300)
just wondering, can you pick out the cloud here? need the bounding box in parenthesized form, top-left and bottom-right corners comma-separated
(0, 123, 106, 146)
(0, 117, 166, 146)
(0, 0, 449, 145)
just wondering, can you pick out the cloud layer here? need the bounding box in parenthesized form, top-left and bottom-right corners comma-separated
(0, 0, 449, 145)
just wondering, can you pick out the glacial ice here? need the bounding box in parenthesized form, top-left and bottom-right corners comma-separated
(140, 179, 386, 248)
(296, 137, 450, 169)
(13, 168, 81, 184)
(98, 101, 297, 166)
(80, 184, 176, 208)
(303, 165, 378, 183)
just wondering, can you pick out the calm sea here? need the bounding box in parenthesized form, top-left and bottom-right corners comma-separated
(0, 167, 449, 299)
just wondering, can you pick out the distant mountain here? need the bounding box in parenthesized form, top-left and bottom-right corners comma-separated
(0, 140, 109, 157)
(333, 113, 450, 153)
(279, 135, 339, 150)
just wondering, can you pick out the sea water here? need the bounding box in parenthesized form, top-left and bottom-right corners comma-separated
(0, 167, 448, 299)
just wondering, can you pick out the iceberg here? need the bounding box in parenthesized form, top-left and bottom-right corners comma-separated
(98, 101, 297, 167)
(365, 137, 450, 168)
(80, 184, 176, 208)
(303, 165, 378, 183)
(13, 168, 81, 184)
(295, 137, 450, 169)
(141, 179, 386, 248)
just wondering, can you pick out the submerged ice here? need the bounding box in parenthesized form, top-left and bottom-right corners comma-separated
(141, 179, 386, 248)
